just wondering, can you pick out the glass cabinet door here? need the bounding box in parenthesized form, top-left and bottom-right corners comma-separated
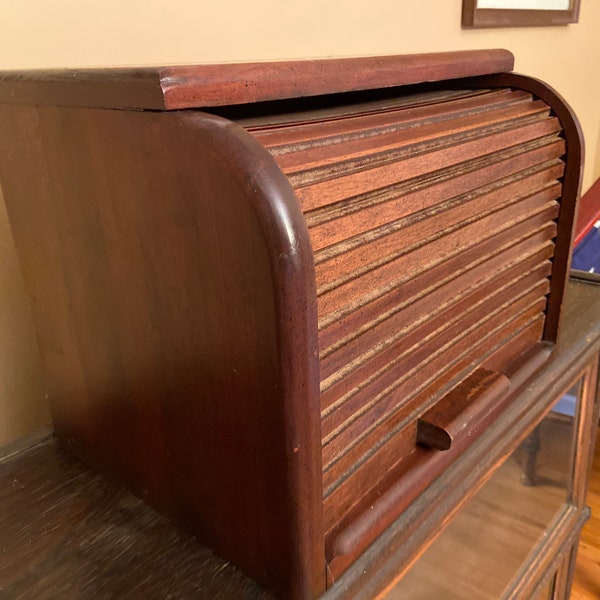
(381, 361, 598, 600)
(530, 577, 554, 600)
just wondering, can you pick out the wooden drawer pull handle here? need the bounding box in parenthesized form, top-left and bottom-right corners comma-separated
(417, 368, 511, 451)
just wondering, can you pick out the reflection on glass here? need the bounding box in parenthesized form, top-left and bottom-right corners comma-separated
(383, 385, 579, 600)
(531, 576, 554, 600)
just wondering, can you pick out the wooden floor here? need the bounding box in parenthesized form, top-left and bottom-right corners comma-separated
(383, 414, 574, 599)
(572, 427, 600, 599)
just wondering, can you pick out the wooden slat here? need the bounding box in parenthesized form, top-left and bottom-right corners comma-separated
(319, 242, 554, 395)
(319, 243, 554, 465)
(318, 218, 557, 356)
(293, 119, 559, 210)
(324, 318, 554, 576)
(270, 94, 541, 165)
(323, 301, 548, 533)
(309, 148, 563, 253)
(316, 197, 558, 327)
(314, 174, 562, 294)
(322, 288, 548, 471)
(322, 421, 417, 500)
(323, 423, 418, 530)
(247, 85, 566, 544)
(252, 89, 529, 149)
(321, 273, 551, 464)
(321, 312, 549, 500)
(279, 101, 551, 177)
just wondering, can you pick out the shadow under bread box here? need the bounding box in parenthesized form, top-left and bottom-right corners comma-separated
(0, 50, 583, 599)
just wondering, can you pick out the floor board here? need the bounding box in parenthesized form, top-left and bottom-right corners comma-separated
(572, 426, 600, 600)
(382, 414, 574, 599)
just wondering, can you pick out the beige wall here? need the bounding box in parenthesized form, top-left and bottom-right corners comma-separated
(1, 0, 599, 445)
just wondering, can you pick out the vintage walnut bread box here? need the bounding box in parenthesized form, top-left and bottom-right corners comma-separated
(0, 50, 583, 599)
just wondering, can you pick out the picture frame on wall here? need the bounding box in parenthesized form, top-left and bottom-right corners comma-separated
(462, 0, 581, 27)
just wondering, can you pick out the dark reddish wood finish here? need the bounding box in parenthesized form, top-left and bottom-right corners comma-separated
(417, 368, 510, 451)
(0, 106, 324, 599)
(158, 50, 514, 110)
(323, 279, 600, 600)
(245, 77, 578, 578)
(2, 280, 599, 600)
(0, 52, 584, 599)
(455, 72, 584, 344)
(0, 50, 514, 111)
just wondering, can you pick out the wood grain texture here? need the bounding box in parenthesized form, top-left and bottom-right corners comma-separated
(416, 368, 510, 451)
(1, 280, 598, 600)
(322, 279, 600, 600)
(572, 426, 600, 600)
(0, 104, 324, 600)
(0, 50, 514, 111)
(0, 57, 585, 597)
(247, 85, 570, 556)
(454, 73, 584, 345)
(0, 440, 274, 600)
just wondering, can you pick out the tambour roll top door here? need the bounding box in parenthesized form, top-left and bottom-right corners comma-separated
(247, 86, 564, 548)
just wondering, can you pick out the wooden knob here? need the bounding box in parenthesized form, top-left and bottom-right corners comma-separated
(416, 368, 511, 451)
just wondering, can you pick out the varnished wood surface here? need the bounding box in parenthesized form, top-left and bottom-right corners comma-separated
(0, 395, 594, 600)
(572, 426, 600, 599)
(0, 105, 325, 600)
(0, 50, 514, 110)
(416, 368, 510, 451)
(455, 73, 584, 346)
(244, 79, 578, 579)
(322, 278, 600, 600)
(0, 440, 273, 600)
(0, 58, 584, 598)
(0, 279, 599, 600)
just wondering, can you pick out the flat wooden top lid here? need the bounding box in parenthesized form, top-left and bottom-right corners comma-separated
(0, 49, 514, 111)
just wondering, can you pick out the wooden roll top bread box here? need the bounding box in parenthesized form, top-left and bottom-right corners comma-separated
(0, 50, 583, 599)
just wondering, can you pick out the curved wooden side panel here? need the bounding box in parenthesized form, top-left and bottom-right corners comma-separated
(0, 106, 324, 599)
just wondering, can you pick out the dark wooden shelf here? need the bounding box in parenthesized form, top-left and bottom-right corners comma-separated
(0, 435, 273, 600)
(1, 277, 599, 600)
